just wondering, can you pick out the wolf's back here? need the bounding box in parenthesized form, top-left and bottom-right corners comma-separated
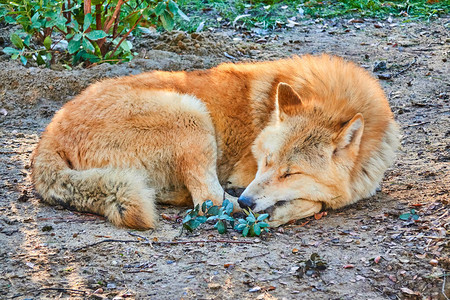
(31, 140, 157, 229)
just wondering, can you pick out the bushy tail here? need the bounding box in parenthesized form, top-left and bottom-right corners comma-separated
(31, 147, 157, 229)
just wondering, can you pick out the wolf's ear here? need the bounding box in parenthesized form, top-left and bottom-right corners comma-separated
(334, 113, 364, 154)
(276, 82, 303, 117)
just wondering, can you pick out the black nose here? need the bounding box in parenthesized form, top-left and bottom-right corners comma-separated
(238, 195, 256, 210)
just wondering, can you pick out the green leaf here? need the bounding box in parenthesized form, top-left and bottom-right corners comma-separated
(31, 12, 40, 24)
(257, 213, 269, 221)
(170, 1, 190, 22)
(246, 214, 256, 224)
(36, 54, 46, 65)
(168, 0, 179, 13)
(223, 199, 233, 214)
(259, 222, 269, 228)
(189, 219, 202, 230)
(196, 216, 207, 224)
(67, 19, 80, 31)
(215, 220, 227, 234)
(235, 223, 246, 230)
(30, 12, 42, 28)
(43, 36, 52, 50)
(82, 37, 95, 53)
(206, 215, 218, 222)
(154, 2, 166, 16)
(23, 35, 31, 47)
(68, 39, 81, 54)
(254, 223, 262, 235)
(83, 13, 93, 32)
(207, 206, 220, 216)
(45, 52, 52, 64)
(183, 214, 192, 223)
(399, 213, 411, 220)
(120, 40, 132, 52)
(20, 55, 27, 66)
(10, 34, 24, 49)
(242, 226, 249, 237)
(73, 33, 82, 41)
(72, 50, 84, 65)
(4, 16, 16, 24)
(183, 222, 193, 232)
(238, 218, 246, 224)
(202, 200, 213, 213)
(2, 47, 20, 55)
(225, 215, 235, 222)
(160, 10, 175, 31)
(86, 30, 107, 40)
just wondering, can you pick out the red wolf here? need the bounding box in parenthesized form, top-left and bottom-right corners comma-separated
(32, 54, 400, 228)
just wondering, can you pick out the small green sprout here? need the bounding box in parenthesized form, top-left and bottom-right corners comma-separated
(399, 209, 420, 221)
(234, 208, 269, 237)
(181, 200, 270, 237)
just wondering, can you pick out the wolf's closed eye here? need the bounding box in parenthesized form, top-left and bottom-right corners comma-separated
(280, 172, 302, 179)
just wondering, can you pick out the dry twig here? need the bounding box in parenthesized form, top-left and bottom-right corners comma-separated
(13, 287, 89, 298)
(74, 237, 254, 251)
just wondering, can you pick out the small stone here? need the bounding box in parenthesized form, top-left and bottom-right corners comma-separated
(249, 286, 261, 292)
(106, 283, 116, 289)
(208, 283, 221, 289)
(429, 259, 439, 266)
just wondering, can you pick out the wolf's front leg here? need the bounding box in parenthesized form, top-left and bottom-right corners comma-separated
(180, 144, 239, 212)
(184, 169, 239, 212)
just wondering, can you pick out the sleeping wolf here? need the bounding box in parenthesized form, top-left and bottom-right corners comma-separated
(31, 54, 400, 229)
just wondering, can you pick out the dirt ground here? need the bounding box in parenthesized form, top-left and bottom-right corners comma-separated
(0, 16, 449, 300)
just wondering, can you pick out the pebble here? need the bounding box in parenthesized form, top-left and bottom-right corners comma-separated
(106, 283, 116, 289)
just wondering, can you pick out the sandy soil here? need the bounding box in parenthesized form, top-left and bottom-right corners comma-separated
(0, 16, 449, 300)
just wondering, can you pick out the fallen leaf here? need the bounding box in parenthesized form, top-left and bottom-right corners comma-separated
(343, 264, 354, 269)
(429, 259, 438, 266)
(224, 263, 234, 268)
(296, 220, 310, 227)
(401, 287, 420, 295)
(292, 248, 299, 254)
(262, 286, 276, 291)
(374, 256, 381, 264)
(314, 212, 325, 220)
(161, 213, 176, 221)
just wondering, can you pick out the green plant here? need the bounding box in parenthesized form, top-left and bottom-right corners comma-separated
(175, 0, 449, 32)
(182, 199, 235, 234)
(297, 253, 328, 278)
(234, 208, 269, 237)
(181, 200, 270, 237)
(0, 0, 189, 66)
(399, 209, 419, 221)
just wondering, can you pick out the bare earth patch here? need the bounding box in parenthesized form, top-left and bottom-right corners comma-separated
(0, 17, 448, 299)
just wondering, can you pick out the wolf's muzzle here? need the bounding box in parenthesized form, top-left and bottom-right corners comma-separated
(237, 195, 256, 210)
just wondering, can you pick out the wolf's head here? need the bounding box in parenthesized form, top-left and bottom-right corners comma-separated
(238, 82, 365, 225)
